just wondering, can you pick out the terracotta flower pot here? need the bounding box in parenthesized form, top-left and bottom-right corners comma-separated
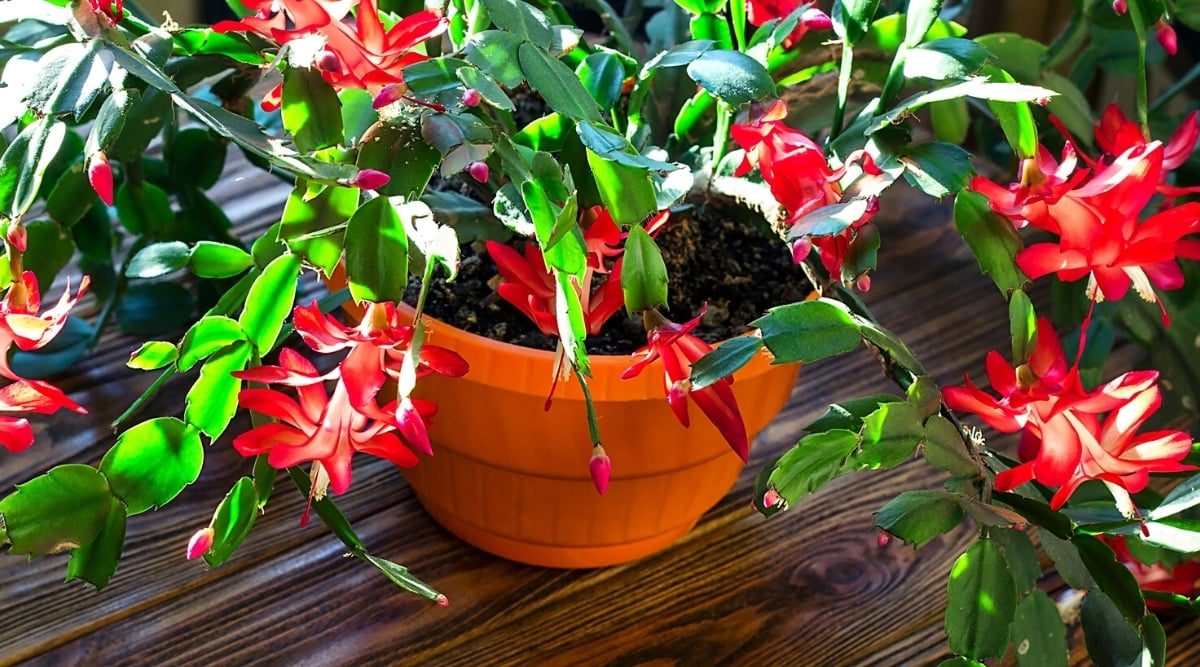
(394, 307, 801, 568)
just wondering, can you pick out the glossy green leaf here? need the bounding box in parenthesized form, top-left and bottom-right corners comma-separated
(115, 181, 174, 237)
(554, 270, 589, 374)
(905, 375, 941, 418)
(930, 97, 970, 144)
(870, 76, 1054, 135)
(167, 129, 227, 191)
(874, 490, 963, 547)
(1008, 288, 1036, 365)
(279, 181, 356, 275)
(357, 121, 441, 199)
(345, 196, 409, 304)
(252, 454, 276, 510)
(518, 42, 602, 122)
(1142, 612, 1166, 667)
(832, 0, 882, 44)
(690, 336, 764, 390)
(24, 40, 110, 120)
(65, 496, 126, 591)
(953, 190, 1026, 295)
(756, 429, 861, 515)
(402, 57, 468, 96)
(100, 418, 204, 515)
(0, 117, 66, 219)
(1150, 473, 1200, 520)
(179, 316, 247, 371)
(23, 220, 75, 293)
(480, 0, 553, 47)
(45, 163, 95, 227)
(127, 341, 179, 370)
(1036, 530, 1094, 595)
(203, 477, 259, 568)
(577, 52, 626, 111)
(239, 253, 301, 355)
(859, 401, 924, 468)
(991, 528, 1042, 595)
(127, 241, 192, 278)
(752, 299, 862, 364)
(685, 50, 774, 104)
(855, 318, 928, 375)
(190, 241, 253, 279)
(587, 153, 657, 227)
(1081, 591, 1145, 667)
(1010, 590, 1069, 667)
(904, 0, 945, 47)
(185, 340, 252, 440)
(575, 121, 679, 172)
(808, 394, 902, 433)
(281, 67, 344, 151)
(982, 67, 1039, 159)
(621, 225, 669, 312)
(689, 12, 732, 48)
(464, 31, 527, 88)
(172, 28, 266, 64)
(902, 141, 974, 198)
(974, 33, 1046, 83)
(362, 552, 446, 601)
(945, 538, 1018, 659)
(0, 464, 113, 557)
(1075, 534, 1147, 622)
(922, 414, 979, 477)
(937, 659, 985, 667)
(903, 38, 989, 81)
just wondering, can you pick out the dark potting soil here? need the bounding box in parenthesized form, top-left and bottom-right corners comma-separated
(407, 199, 813, 355)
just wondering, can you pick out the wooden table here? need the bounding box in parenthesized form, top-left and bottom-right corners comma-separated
(3, 157, 1199, 666)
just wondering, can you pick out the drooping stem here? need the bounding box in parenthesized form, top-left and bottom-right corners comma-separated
(1126, 0, 1151, 134)
(571, 363, 603, 447)
(830, 42, 856, 141)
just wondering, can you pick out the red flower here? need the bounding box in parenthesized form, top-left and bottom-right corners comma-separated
(970, 143, 1086, 229)
(1103, 536, 1200, 608)
(621, 308, 748, 461)
(87, 0, 124, 23)
(487, 207, 635, 339)
(216, 0, 447, 97)
(945, 319, 1194, 513)
(745, 1, 832, 49)
(732, 101, 881, 286)
(233, 348, 423, 496)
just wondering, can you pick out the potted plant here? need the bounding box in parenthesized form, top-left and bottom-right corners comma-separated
(2, 0, 1200, 663)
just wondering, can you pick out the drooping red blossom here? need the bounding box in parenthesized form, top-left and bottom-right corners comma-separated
(745, 1, 832, 49)
(1103, 535, 1200, 608)
(233, 348, 424, 496)
(622, 307, 748, 461)
(1092, 104, 1200, 201)
(349, 169, 390, 190)
(215, 0, 447, 96)
(486, 207, 635, 339)
(970, 143, 1087, 229)
(0, 272, 90, 453)
(733, 100, 881, 286)
(945, 319, 1194, 513)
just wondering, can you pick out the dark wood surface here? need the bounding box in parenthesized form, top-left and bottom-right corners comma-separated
(3, 156, 1200, 667)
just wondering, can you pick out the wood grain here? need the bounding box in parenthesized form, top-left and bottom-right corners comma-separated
(2, 155, 1198, 666)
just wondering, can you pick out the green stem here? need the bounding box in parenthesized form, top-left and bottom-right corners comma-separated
(571, 363, 603, 446)
(86, 237, 147, 350)
(110, 367, 175, 431)
(876, 45, 908, 111)
(712, 100, 733, 168)
(830, 42, 855, 141)
(1127, 0, 1151, 134)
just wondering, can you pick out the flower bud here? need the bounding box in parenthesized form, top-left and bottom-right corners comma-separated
(351, 169, 390, 190)
(1112, 0, 1127, 14)
(800, 8, 833, 31)
(790, 237, 812, 264)
(462, 88, 482, 107)
(372, 83, 408, 109)
(5, 222, 27, 253)
(435, 594, 450, 607)
(855, 273, 872, 292)
(467, 161, 489, 183)
(1155, 20, 1177, 55)
(877, 530, 891, 547)
(186, 527, 215, 561)
(314, 49, 341, 73)
(589, 445, 611, 495)
(87, 151, 114, 206)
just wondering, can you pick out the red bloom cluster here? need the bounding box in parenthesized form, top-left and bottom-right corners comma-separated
(733, 100, 882, 288)
(974, 105, 1200, 321)
(744, 0, 832, 49)
(233, 301, 467, 508)
(216, 0, 446, 108)
(944, 318, 1193, 514)
(1102, 535, 1200, 609)
(621, 308, 748, 461)
(0, 272, 90, 453)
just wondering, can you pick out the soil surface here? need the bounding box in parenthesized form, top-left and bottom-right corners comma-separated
(407, 198, 812, 355)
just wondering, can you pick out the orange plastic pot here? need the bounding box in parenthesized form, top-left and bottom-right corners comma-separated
(393, 305, 801, 568)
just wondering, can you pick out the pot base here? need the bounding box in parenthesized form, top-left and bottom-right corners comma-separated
(415, 493, 698, 568)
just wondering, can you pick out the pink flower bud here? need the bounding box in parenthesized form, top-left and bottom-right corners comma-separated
(87, 151, 114, 206)
(186, 527, 215, 561)
(800, 8, 833, 31)
(462, 88, 482, 107)
(1156, 20, 1177, 55)
(790, 237, 812, 264)
(351, 169, 390, 190)
(372, 83, 406, 109)
(314, 49, 341, 73)
(877, 530, 891, 547)
(589, 446, 611, 495)
(5, 222, 26, 253)
(762, 487, 784, 509)
(855, 274, 872, 292)
(1112, 0, 1127, 13)
(467, 161, 489, 183)
(435, 594, 450, 607)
